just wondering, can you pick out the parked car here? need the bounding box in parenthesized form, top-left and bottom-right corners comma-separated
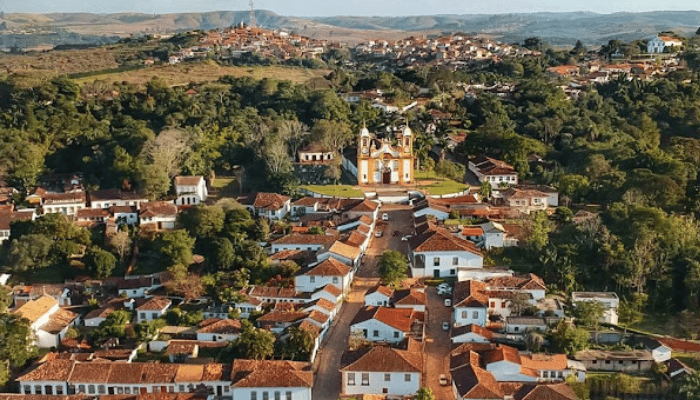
(439, 374, 449, 386)
(401, 234, 413, 241)
(444, 298, 452, 307)
(382, 213, 389, 221)
(437, 283, 452, 295)
(442, 322, 450, 331)
(375, 230, 383, 237)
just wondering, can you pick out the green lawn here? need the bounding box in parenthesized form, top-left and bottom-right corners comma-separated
(673, 352, 700, 369)
(413, 170, 469, 195)
(301, 185, 365, 198)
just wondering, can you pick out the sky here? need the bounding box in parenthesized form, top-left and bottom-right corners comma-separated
(1, 0, 699, 16)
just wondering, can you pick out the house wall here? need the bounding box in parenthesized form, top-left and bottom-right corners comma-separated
(92, 200, 146, 209)
(351, 319, 405, 343)
(451, 332, 490, 344)
(196, 332, 239, 342)
(364, 292, 391, 307)
(44, 203, 85, 216)
(411, 250, 483, 279)
(271, 243, 326, 253)
(137, 308, 167, 322)
(232, 387, 311, 400)
(113, 212, 138, 225)
(505, 322, 547, 334)
(294, 273, 351, 294)
(582, 359, 653, 373)
(84, 317, 106, 327)
(342, 371, 420, 396)
(454, 307, 488, 327)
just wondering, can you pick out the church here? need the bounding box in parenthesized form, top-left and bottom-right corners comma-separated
(343, 126, 414, 186)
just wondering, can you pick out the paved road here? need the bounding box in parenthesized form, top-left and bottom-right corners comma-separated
(423, 287, 455, 399)
(312, 205, 414, 400)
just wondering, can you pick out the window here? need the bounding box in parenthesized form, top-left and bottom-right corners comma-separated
(373, 330, 379, 337)
(514, 326, 519, 332)
(251, 392, 257, 400)
(78, 385, 85, 393)
(179, 385, 185, 392)
(362, 373, 370, 386)
(348, 373, 356, 386)
(275, 391, 281, 400)
(461, 311, 467, 318)
(263, 392, 269, 400)
(117, 387, 124, 394)
(452, 257, 458, 265)
(34, 386, 41, 394)
(310, 276, 316, 283)
(393, 331, 399, 338)
(151, 313, 158, 319)
(605, 360, 611, 364)
(619, 361, 624, 364)
(56, 386, 64, 395)
(125, 387, 131, 394)
(490, 301, 495, 308)
(433, 257, 440, 266)
(286, 391, 292, 400)
(385, 373, 391, 381)
(88, 386, 96, 394)
(405, 374, 412, 382)
(23, 386, 30, 394)
(140, 312, 146, 319)
(501, 301, 507, 308)
(472, 311, 479, 319)
(333, 277, 339, 284)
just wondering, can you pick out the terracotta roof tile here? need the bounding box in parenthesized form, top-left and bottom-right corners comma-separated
(273, 233, 338, 246)
(13, 295, 58, 323)
(454, 280, 489, 308)
(409, 227, 481, 255)
(328, 241, 361, 260)
(514, 383, 578, 400)
(136, 296, 171, 311)
(351, 306, 417, 333)
(305, 258, 351, 276)
(196, 319, 242, 334)
(41, 308, 79, 333)
(341, 346, 422, 372)
(230, 359, 313, 388)
(367, 285, 394, 298)
(174, 176, 204, 186)
(451, 363, 503, 399)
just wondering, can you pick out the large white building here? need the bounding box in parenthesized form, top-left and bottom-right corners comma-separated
(468, 155, 518, 189)
(409, 226, 483, 278)
(174, 176, 209, 206)
(647, 35, 683, 53)
(12, 295, 80, 348)
(294, 258, 353, 293)
(350, 306, 421, 343)
(572, 292, 619, 324)
(17, 359, 313, 399)
(340, 345, 422, 397)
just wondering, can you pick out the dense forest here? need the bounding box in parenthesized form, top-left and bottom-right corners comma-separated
(2, 43, 700, 332)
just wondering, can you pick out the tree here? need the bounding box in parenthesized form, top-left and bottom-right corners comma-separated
(178, 205, 225, 238)
(0, 285, 10, 313)
(208, 237, 236, 271)
(94, 310, 132, 340)
(414, 387, 435, 400)
(285, 325, 316, 360)
(0, 314, 37, 387)
(523, 37, 544, 50)
(571, 301, 605, 329)
(478, 180, 492, 200)
(682, 371, 700, 400)
(83, 246, 117, 279)
(525, 211, 550, 252)
(156, 230, 195, 267)
(551, 320, 590, 356)
(8, 234, 52, 271)
(378, 250, 408, 284)
(232, 320, 275, 360)
(107, 230, 132, 264)
(138, 128, 192, 198)
(165, 264, 204, 302)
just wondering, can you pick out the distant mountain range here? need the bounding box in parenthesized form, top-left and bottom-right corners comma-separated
(0, 10, 699, 49)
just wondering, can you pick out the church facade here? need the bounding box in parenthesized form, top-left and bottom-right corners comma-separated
(356, 126, 414, 186)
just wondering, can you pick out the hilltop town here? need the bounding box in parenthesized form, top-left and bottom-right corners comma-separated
(0, 16, 700, 400)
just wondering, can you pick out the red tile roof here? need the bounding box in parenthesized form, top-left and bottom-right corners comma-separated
(514, 383, 578, 400)
(174, 176, 204, 186)
(341, 345, 422, 373)
(136, 296, 171, 311)
(351, 306, 417, 333)
(454, 280, 489, 308)
(196, 318, 242, 334)
(305, 258, 351, 276)
(451, 363, 503, 399)
(409, 227, 482, 255)
(230, 359, 313, 388)
(328, 241, 362, 260)
(240, 192, 291, 211)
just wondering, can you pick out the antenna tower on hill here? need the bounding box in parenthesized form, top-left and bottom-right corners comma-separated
(249, 0, 256, 27)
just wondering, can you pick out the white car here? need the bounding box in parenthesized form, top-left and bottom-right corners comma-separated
(401, 234, 413, 242)
(442, 322, 450, 331)
(444, 298, 452, 307)
(382, 213, 389, 221)
(375, 230, 383, 237)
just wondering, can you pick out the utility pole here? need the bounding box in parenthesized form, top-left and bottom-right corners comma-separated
(249, 0, 256, 28)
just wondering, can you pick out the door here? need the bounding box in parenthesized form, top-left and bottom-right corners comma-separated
(382, 169, 391, 184)
(433, 269, 440, 278)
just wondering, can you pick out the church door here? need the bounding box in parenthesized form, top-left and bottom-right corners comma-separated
(382, 170, 391, 184)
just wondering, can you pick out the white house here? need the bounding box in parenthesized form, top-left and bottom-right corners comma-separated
(271, 233, 338, 253)
(468, 155, 518, 189)
(110, 205, 139, 225)
(0, 210, 34, 244)
(364, 286, 394, 307)
(231, 296, 263, 318)
(240, 192, 291, 220)
(343, 199, 380, 221)
(504, 316, 549, 334)
(139, 201, 178, 230)
(42, 191, 87, 216)
(89, 188, 147, 210)
(647, 35, 683, 53)
(196, 318, 241, 342)
(17, 358, 312, 399)
(136, 296, 171, 322)
(13, 295, 80, 348)
(174, 176, 208, 206)
(482, 346, 539, 383)
(409, 227, 483, 279)
(572, 292, 619, 325)
(453, 280, 489, 327)
(116, 276, 161, 298)
(340, 346, 422, 397)
(350, 306, 420, 343)
(294, 258, 353, 293)
(493, 187, 549, 214)
(311, 284, 343, 305)
(84, 306, 118, 327)
(636, 337, 673, 363)
(297, 144, 336, 165)
(393, 288, 426, 312)
(464, 221, 519, 250)
(451, 324, 493, 343)
(318, 241, 363, 269)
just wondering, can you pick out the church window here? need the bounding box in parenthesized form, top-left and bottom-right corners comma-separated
(392, 161, 398, 170)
